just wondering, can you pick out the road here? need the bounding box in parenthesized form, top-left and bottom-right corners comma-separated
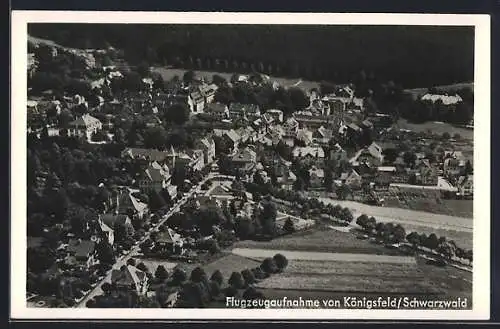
(76, 172, 233, 307)
(231, 248, 416, 264)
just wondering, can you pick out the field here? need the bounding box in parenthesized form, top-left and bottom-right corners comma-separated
(440, 199, 474, 219)
(232, 248, 416, 264)
(197, 253, 261, 279)
(394, 119, 473, 140)
(233, 228, 404, 256)
(404, 82, 474, 99)
(152, 67, 320, 91)
(318, 198, 473, 231)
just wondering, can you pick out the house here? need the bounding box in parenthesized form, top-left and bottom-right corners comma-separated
(309, 166, 325, 188)
(199, 83, 218, 104)
(67, 114, 102, 139)
(121, 148, 169, 162)
(188, 90, 205, 113)
(421, 93, 463, 105)
(265, 109, 284, 123)
(137, 162, 171, 193)
(205, 102, 229, 119)
(274, 165, 297, 190)
(296, 128, 313, 146)
(183, 149, 206, 172)
(66, 239, 97, 269)
(195, 137, 216, 164)
(307, 99, 330, 116)
(329, 143, 348, 163)
(111, 265, 149, 295)
(457, 175, 473, 198)
(97, 219, 115, 246)
(292, 146, 325, 160)
(374, 173, 392, 191)
(156, 228, 185, 255)
(360, 120, 374, 130)
(341, 169, 362, 189)
(100, 214, 134, 234)
(313, 126, 334, 145)
(223, 129, 241, 152)
(115, 188, 149, 220)
(231, 147, 257, 174)
(345, 122, 363, 136)
(443, 157, 463, 176)
(228, 103, 247, 121)
(283, 117, 299, 137)
(293, 112, 338, 130)
(261, 112, 275, 126)
(377, 166, 397, 175)
(327, 99, 346, 116)
(415, 159, 438, 186)
(349, 142, 384, 167)
(245, 104, 261, 120)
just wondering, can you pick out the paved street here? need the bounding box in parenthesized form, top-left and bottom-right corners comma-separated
(76, 172, 233, 307)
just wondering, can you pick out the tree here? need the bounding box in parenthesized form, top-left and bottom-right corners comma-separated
(442, 132, 451, 140)
(148, 189, 167, 212)
(392, 224, 406, 243)
(143, 126, 168, 149)
(406, 231, 421, 249)
(164, 103, 190, 125)
(183, 70, 196, 84)
(136, 262, 149, 273)
(155, 265, 169, 281)
(137, 61, 151, 78)
(190, 267, 208, 283)
(210, 270, 224, 286)
(382, 148, 399, 164)
(260, 257, 278, 274)
(228, 271, 245, 289)
(212, 74, 227, 86)
(96, 240, 115, 265)
(403, 151, 417, 167)
(425, 233, 439, 250)
(101, 282, 113, 294)
(172, 268, 187, 285)
(283, 217, 295, 234)
(241, 269, 256, 286)
(356, 214, 369, 229)
(208, 239, 221, 254)
(273, 254, 288, 272)
(340, 207, 353, 224)
(464, 160, 473, 175)
(259, 201, 277, 236)
(127, 258, 136, 266)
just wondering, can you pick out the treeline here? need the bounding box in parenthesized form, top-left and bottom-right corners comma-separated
(28, 24, 474, 88)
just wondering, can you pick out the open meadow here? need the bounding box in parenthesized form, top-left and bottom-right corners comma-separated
(233, 228, 404, 256)
(152, 67, 320, 91)
(394, 119, 473, 140)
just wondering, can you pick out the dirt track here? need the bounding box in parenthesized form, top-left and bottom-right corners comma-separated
(231, 248, 416, 264)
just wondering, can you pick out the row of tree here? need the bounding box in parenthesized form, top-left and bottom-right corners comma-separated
(356, 214, 472, 263)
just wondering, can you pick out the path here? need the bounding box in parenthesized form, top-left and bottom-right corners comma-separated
(231, 248, 416, 264)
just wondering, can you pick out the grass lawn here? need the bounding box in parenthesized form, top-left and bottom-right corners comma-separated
(441, 199, 473, 218)
(152, 67, 320, 91)
(394, 119, 473, 140)
(198, 253, 262, 280)
(233, 228, 404, 256)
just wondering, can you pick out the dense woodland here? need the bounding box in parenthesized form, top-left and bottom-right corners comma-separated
(28, 24, 474, 89)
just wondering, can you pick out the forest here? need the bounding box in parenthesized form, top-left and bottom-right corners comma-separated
(28, 24, 474, 89)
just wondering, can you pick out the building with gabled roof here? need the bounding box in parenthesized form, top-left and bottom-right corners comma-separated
(111, 265, 149, 295)
(67, 114, 102, 139)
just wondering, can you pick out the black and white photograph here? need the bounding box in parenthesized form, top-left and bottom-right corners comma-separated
(11, 12, 490, 320)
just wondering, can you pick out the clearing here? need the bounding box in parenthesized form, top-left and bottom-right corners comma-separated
(152, 67, 320, 91)
(231, 248, 416, 264)
(394, 119, 473, 140)
(233, 228, 404, 255)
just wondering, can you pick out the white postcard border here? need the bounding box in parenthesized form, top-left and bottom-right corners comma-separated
(10, 11, 491, 320)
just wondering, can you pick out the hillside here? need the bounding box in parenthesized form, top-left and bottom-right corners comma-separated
(27, 24, 474, 89)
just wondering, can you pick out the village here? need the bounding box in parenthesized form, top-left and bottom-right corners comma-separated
(26, 34, 474, 309)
